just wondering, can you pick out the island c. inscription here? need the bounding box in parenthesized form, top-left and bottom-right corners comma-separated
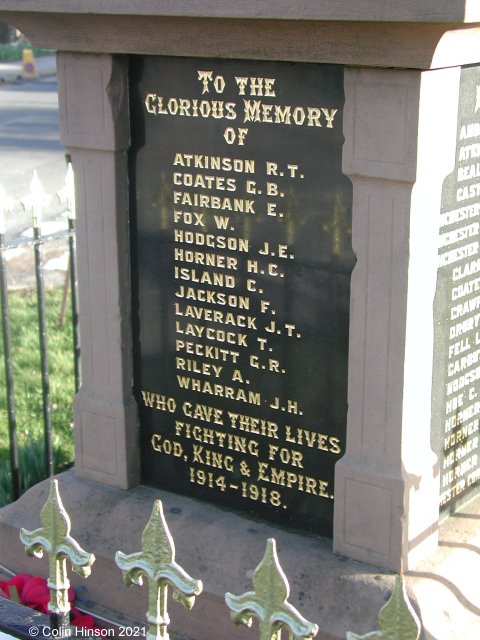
(129, 57, 354, 536)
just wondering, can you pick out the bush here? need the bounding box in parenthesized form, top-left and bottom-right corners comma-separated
(0, 42, 53, 62)
(0, 438, 72, 506)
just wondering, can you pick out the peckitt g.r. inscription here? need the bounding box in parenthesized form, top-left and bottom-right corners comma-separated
(130, 57, 354, 536)
(433, 65, 480, 510)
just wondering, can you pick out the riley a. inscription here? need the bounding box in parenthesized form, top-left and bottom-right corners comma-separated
(130, 57, 354, 536)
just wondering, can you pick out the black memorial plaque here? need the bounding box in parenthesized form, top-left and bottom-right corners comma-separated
(129, 56, 354, 536)
(432, 65, 480, 511)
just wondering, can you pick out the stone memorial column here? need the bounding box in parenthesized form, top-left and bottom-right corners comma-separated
(334, 65, 461, 571)
(56, 53, 140, 489)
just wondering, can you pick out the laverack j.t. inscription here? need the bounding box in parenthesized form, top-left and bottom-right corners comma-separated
(129, 57, 354, 536)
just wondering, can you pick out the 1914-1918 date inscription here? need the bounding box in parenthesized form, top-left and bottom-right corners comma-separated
(129, 57, 354, 536)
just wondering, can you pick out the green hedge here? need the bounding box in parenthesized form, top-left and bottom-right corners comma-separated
(0, 43, 53, 62)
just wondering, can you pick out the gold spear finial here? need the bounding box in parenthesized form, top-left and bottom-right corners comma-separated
(346, 575, 421, 640)
(19, 479, 95, 627)
(0, 182, 14, 235)
(21, 170, 52, 229)
(226, 538, 318, 640)
(115, 499, 203, 640)
(57, 162, 76, 221)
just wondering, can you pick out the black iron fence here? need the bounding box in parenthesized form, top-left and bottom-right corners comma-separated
(0, 164, 79, 504)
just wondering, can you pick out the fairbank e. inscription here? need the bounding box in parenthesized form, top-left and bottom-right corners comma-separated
(130, 57, 354, 536)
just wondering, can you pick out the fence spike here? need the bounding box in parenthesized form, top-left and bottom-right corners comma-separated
(346, 575, 421, 640)
(57, 163, 76, 220)
(0, 182, 14, 235)
(225, 538, 318, 640)
(115, 499, 203, 640)
(21, 170, 52, 228)
(19, 479, 95, 630)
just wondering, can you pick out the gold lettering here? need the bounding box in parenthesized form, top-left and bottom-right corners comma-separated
(141, 391, 176, 412)
(173, 192, 255, 214)
(258, 462, 331, 498)
(151, 434, 183, 457)
(283, 425, 342, 454)
(192, 444, 234, 471)
(174, 248, 238, 270)
(235, 76, 276, 97)
(175, 339, 240, 364)
(174, 267, 236, 288)
(243, 100, 337, 127)
(228, 412, 279, 438)
(267, 444, 304, 468)
(181, 402, 223, 424)
(175, 302, 257, 329)
(174, 229, 250, 251)
(177, 376, 261, 405)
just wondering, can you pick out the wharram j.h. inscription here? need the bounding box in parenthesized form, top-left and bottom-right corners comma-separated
(433, 65, 480, 511)
(130, 56, 354, 536)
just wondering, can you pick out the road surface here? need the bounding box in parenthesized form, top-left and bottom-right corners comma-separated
(0, 76, 68, 241)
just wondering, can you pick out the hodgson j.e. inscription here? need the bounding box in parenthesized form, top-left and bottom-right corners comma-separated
(129, 57, 354, 536)
(433, 65, 480, 511)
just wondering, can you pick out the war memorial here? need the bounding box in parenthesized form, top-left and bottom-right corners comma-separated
(0, 2, 479, 638)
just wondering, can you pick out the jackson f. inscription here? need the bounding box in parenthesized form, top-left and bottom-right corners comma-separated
(130, 57, 354, 536)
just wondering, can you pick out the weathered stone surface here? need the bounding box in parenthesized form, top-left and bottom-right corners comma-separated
(1, 2, 480, 70)
(0, 472, 479, 640)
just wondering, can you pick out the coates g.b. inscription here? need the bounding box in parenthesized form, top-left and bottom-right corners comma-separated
(129, 56, 354, 536)
(433, 65, 480, 510)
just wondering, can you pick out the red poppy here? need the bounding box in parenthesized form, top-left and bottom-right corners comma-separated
(70, 607, 96, 629)
(0, 573, 76, 615)
(0, 574, 29, 601)
(18, 576, 50, 613)
(0, 574, 98, 628)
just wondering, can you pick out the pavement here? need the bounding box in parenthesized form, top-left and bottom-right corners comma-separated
(0, 54, 57, 83)
(0, 53, 70, 293)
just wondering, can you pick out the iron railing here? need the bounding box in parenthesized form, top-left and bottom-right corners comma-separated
(0, 164, 79, 503)
(0, 168, 422, 639)
(1, 479, 422, 640)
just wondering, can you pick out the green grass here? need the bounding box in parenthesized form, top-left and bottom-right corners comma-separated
(0, 43, 53, 62)
(0, 287, 75, 505)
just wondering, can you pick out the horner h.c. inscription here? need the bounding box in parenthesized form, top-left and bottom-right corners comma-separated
(433, 65, 480, 510)
(129, 57, 354, 536)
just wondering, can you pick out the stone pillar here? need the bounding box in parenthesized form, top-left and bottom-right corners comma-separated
(57, 53, 140, 489)
(334, 66, 460, 571)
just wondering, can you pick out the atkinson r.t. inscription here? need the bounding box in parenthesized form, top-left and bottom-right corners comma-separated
(130, 57, 354, 536)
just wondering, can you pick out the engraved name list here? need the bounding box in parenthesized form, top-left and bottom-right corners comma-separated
(433, 66, 480, 510)
(130, 57, 354, 535)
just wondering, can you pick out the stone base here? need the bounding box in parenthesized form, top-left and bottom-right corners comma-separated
(0, 470, 478, 640)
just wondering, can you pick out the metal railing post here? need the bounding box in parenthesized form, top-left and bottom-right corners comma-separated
(25, 171, 54, 478)
(346, 575, 421, 640)
(20, 479, 95, 633)
(226, 538, 318, 640)
(0, 183, 19, 501)
(58, 161, 81, 392)
(116, 499, 203, 640)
